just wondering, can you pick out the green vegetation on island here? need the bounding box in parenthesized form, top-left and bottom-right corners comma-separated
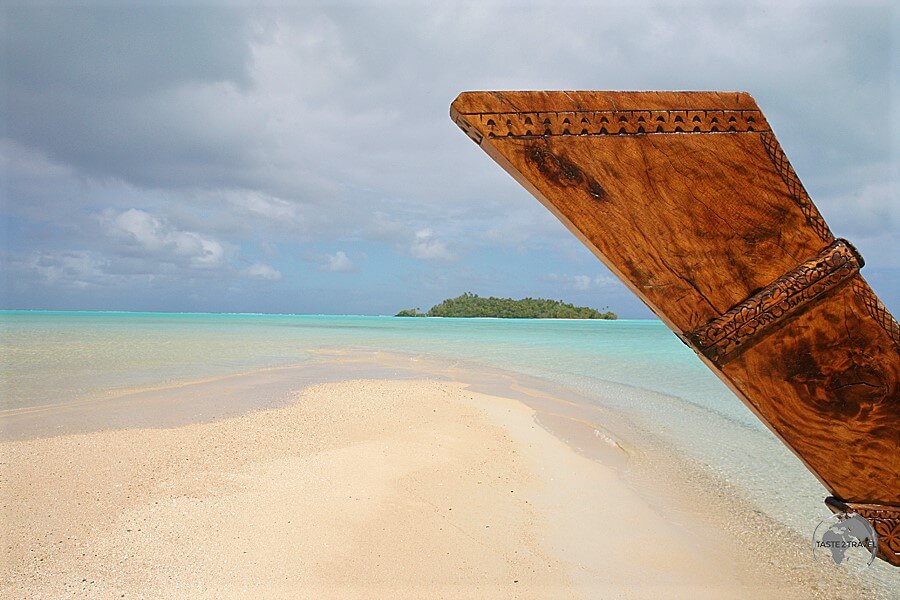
(395, 293, 617, 319)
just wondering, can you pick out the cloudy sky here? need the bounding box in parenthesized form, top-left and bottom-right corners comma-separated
(2, 1, 897, 316)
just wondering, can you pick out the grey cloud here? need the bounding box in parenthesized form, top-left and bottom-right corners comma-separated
(5, 6, 256, 189)
(2, 1, 897, 312)
(323, 251, 354, 272)
(5, 6, 253, 96)
(18, 250, 112, 290)
(409, 228, 454, 261)
(302, 249, 357, 272)
(98, 208, 230, 269)
(357, 216, 458, 261)
(547, 273, 619, 292)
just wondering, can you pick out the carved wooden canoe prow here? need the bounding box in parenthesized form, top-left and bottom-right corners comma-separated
(450, 91, 900, 566)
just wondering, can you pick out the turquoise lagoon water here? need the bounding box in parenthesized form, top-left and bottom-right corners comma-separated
(0, 309, 817, 509)
(2, 311, 729, 416)
(0, 310, 888, 582)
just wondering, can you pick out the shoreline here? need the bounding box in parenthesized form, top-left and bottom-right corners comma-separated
(0, 348, 647, 441)
(2, 365, 890, 597)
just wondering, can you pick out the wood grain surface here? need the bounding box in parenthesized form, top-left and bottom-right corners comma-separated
(451, 90, 900, 566)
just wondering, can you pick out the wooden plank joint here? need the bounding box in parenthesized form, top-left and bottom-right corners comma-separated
(686, 239, 863, 365)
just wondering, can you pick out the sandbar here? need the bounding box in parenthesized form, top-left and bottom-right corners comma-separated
(0, 377, 878, 598)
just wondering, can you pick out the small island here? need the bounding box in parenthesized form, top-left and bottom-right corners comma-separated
(396, 293, 617, 319)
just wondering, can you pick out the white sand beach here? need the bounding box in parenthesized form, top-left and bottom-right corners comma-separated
(0, 377, 876, 599)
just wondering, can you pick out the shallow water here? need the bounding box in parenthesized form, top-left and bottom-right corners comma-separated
(1, 310, 896, 590)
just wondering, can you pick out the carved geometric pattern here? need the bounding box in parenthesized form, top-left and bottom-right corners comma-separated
(851, 279, 900, 349)
(471, 109, 768, 138)
(826, 497, 900, 566)
(759, 131, 833, 242)
(687, 239, 862, 365)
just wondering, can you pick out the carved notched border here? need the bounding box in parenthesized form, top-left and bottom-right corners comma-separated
(469, 109, 768, 138)
(851, 279, 900, 350)
(759, 132, 833, 243)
